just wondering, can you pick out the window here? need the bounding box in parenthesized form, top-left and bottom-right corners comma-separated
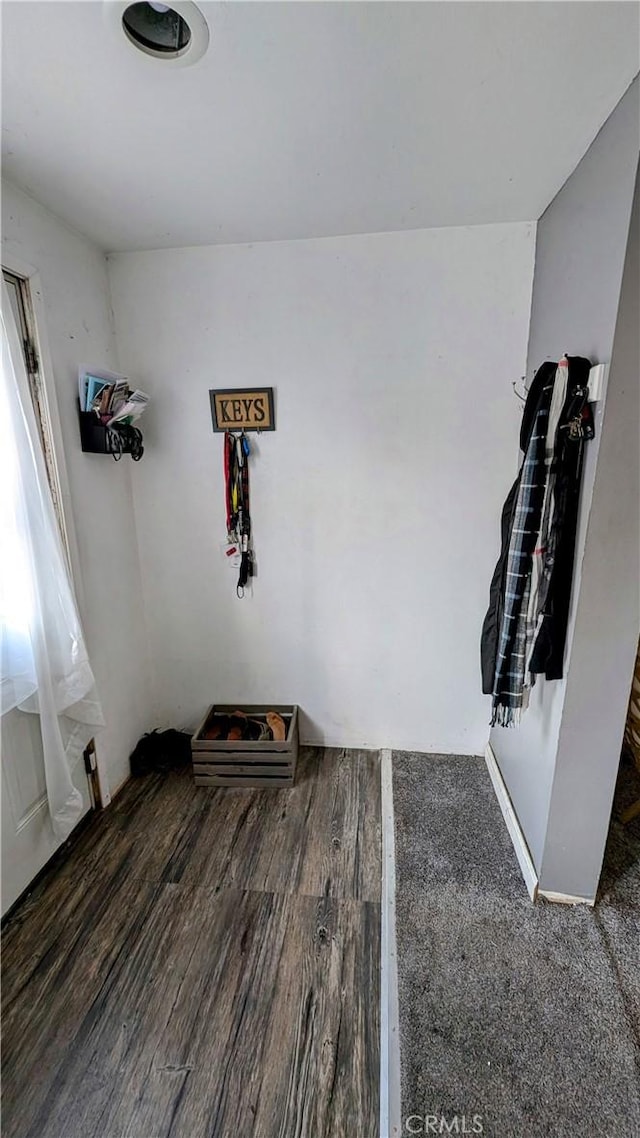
(2, 270, 66, 545)
(1, 268, 70, 711)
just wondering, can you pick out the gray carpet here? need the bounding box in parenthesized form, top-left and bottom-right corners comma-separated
(393, 750, 640, 1138)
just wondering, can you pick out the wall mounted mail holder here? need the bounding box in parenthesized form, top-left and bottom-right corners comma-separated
(78, 406, 144, 461)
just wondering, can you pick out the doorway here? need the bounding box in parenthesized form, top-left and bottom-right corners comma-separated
(1, 269, 93, 916)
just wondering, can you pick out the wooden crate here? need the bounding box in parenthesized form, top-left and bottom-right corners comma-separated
(191, 704, 299, 788)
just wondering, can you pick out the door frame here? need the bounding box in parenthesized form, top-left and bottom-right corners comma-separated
(2, 251, 111, 807)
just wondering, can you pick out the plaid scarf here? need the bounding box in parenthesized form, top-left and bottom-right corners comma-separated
(525, 361, 568, 672)
(491, 370, 556, 726)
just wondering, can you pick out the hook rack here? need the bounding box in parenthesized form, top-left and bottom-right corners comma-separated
(512, 376, 528, 403)
(513, 356, 571, 403)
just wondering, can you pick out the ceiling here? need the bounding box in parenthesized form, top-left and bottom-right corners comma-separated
(2, 2, 638, 252)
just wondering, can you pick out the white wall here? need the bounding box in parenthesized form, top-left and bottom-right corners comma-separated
(2, 180, 154, 793)
(108, 222, 535, 752)
(541, 165, 639, 899)
(490, 78, 639, 894)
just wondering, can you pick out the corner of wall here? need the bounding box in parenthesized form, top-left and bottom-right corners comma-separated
(523, 219, 538, 377)
(103, 254, 159, 731)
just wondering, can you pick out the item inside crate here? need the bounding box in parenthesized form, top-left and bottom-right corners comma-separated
(192, 705, 298, 788)
(203, 708, 290, 743)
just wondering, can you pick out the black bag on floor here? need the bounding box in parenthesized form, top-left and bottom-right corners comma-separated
(129, 729, 191, 777)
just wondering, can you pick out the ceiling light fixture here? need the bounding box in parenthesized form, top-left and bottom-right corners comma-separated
(106, 1, 209, 66)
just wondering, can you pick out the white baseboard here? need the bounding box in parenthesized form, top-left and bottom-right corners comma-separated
(537, 888, 595, 907)
(95, 746, 112, 807)
(380, 749, 402, 1138)
(484, 744, 539, 902)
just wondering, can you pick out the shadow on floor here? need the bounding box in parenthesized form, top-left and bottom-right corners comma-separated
(598, 749, 640, 904)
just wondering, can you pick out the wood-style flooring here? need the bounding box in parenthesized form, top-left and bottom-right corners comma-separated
(2, 747, 381, 1138)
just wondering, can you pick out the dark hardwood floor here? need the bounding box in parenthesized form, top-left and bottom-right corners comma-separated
(2, 747, 381, 1138)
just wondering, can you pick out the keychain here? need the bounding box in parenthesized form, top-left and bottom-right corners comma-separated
(223, 430, 254, 597)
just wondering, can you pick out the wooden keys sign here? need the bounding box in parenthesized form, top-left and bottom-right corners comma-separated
(210, 388, 275, 433)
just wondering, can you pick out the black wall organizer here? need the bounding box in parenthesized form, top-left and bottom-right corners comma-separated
(78, 405, 144, 461)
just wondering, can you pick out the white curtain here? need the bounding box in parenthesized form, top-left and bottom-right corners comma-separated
(0, 280, 104, 838)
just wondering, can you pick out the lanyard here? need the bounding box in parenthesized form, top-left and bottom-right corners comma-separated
(223, 431, 253, 596)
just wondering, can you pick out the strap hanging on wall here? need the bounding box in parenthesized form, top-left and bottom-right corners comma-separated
(224, 430, 253, 598)
(211, 388, 275, 598)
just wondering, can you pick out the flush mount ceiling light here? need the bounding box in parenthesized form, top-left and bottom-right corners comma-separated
(106, 1, 209, 66)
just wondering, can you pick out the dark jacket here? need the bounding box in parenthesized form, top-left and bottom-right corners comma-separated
(480, 362, 556, 695)
(480, 358, 592, 695)
(528, 356, 592, 679)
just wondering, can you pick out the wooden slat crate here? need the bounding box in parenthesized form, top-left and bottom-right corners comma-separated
(191, 704, 299, 788)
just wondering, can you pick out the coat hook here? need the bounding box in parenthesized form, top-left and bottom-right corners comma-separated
(512, 376, 528, 403)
